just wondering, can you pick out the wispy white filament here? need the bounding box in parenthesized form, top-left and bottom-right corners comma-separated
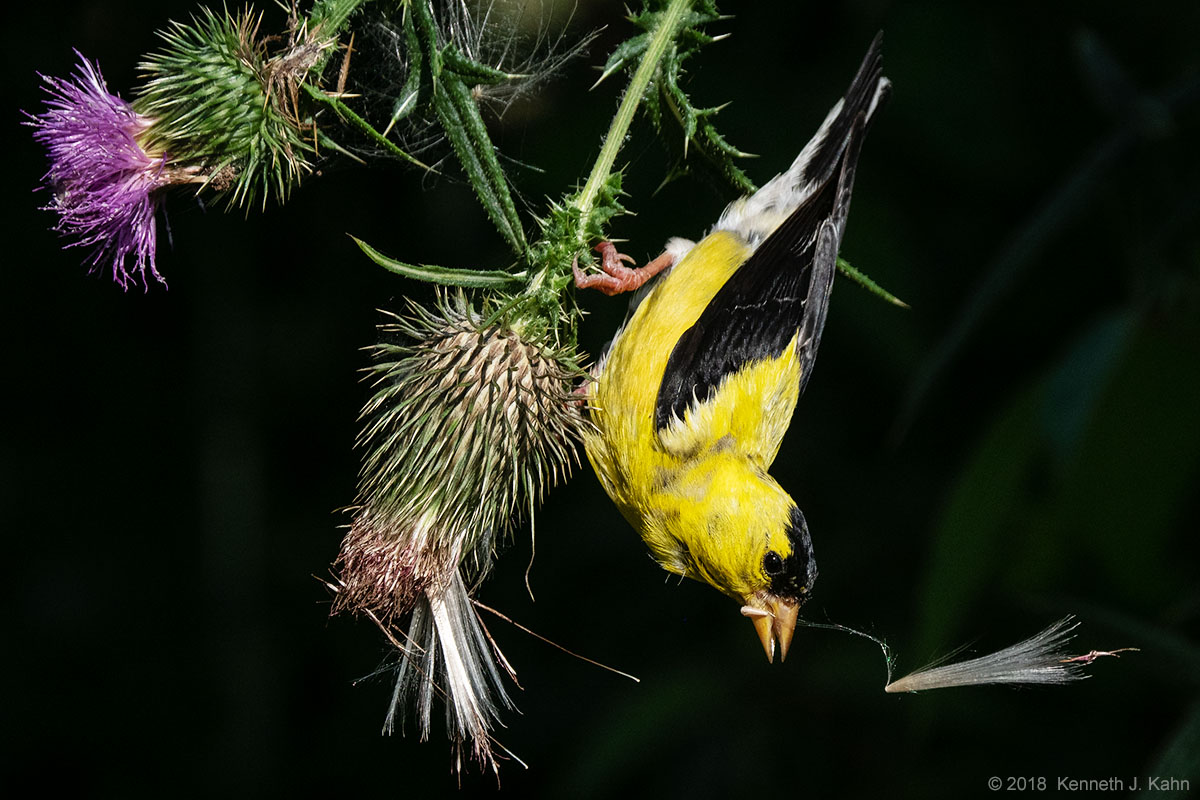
(431, 571, 513, 743)
(885, 616, 1091, 693)
(384, 569, 514, 769)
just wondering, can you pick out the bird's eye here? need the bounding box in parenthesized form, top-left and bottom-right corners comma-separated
(763, 551, 784, 576)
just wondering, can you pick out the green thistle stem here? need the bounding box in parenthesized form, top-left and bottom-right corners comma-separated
(521, 0, 695, 308)
(573, 0, 692, 239)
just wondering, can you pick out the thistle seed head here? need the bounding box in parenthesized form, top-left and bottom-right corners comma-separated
(334, 293, 583, 624)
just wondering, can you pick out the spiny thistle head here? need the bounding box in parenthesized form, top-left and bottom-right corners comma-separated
(334, 292, 583, 625)
(332, 292, 584, 769)
(27, 53, 195, 289)
(135, 7, 324, 209)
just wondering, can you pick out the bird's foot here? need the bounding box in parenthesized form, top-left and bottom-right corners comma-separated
(569, 375, 594, 409)
(572, 242, 675, 296)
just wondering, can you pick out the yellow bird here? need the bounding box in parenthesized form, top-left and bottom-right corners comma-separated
(577, 34, 890, 662)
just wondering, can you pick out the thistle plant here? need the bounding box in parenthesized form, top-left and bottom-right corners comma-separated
(27, 1, 360, 287)
(334, 294, 582, 768)
(322, 1, 762, 770)
(29, 0, 901, 776)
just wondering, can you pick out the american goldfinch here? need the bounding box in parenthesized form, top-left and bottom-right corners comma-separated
(578, 34, 890, 662)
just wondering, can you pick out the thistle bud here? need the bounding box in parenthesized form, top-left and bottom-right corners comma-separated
(30, 9, 330, 287)
(333, 293, 582, 770)
(135, 8, 323, 209)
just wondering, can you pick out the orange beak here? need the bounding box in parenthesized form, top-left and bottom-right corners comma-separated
(741, 595, 801, 663)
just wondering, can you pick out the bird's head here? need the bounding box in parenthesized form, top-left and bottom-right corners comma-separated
(739, 503, 817, 663)
(664, 462, 817, 662)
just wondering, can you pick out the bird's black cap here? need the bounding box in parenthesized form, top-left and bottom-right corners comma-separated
(769, 505, 818, 599)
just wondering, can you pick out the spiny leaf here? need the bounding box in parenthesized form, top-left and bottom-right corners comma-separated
(353, 237, 527, 289)
(303, 83, 432, 170)
(433, 75, 528, 255)
(837, 257, 909, 308)
(443, 46, 519, 86)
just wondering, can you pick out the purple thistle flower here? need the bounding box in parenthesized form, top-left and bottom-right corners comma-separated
(28, 53, 174, 290)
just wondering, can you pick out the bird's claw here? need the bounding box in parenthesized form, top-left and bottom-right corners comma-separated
(573, 241, 675, 296)
(569, 373, 595, 409)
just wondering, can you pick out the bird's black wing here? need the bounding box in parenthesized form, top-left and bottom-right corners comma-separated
(653, 157, 840, 433)
(654, 37, 887, 435)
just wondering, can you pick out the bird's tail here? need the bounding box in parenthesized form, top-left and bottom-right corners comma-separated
(716, 32, 891, 246)
(384, 568, 515, 770)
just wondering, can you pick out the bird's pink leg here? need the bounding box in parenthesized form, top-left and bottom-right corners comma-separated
(572, 242, 676, 296)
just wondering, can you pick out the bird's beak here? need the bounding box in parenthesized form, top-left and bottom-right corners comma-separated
(741, 595, 801, 663)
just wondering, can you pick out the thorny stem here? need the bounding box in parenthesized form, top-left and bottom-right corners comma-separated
(572, 0, 692, 239)
(520, 0, 696, 305)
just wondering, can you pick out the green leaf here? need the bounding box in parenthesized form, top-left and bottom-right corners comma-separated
(404, 0, 527, 257)
(596, 32, 652, 87)
(443, 46, 518, 86)
(308, 0, 376, 39)
(598, 0, 748, 195)
(433, 75, 528, 256)
(383, 6, 425, 137)
(352, 237, 527, 289)
(302, 83, 433, 171)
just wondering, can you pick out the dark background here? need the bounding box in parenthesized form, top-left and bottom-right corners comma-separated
(5, 1, 1199, 797)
